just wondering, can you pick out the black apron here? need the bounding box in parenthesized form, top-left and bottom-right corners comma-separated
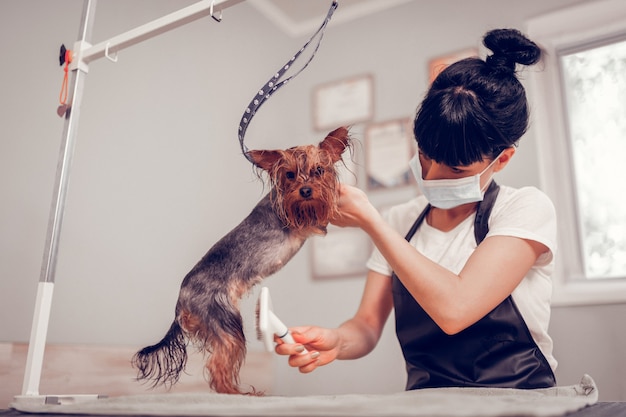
(392, 181, 556, 390)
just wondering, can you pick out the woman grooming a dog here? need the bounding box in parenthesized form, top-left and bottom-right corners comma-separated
(276, 28, 558, 389)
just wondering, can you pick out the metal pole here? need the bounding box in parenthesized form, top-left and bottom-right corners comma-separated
(19, 0, 96, 399)
(14, 0, 246, 405)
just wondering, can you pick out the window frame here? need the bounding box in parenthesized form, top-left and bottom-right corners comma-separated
(526, 0, 626, 306)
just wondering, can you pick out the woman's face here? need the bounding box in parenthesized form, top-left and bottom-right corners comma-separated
(417, 148, 513, 190)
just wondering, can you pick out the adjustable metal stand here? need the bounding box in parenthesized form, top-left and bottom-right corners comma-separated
(12, 0, 244, 407)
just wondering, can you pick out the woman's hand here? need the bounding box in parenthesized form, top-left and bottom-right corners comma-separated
(331, 184, 381, 229)
(274, 326, 341, 374)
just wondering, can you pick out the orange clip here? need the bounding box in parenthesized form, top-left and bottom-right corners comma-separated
(59, 49, 72, 106)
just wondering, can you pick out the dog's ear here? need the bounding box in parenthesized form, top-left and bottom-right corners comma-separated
(247, 149, 283, 172)
(319, 126, 350, 162)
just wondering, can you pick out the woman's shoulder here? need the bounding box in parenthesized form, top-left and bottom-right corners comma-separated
(490, 185, 557, 251)
(496, 185, 555, 213)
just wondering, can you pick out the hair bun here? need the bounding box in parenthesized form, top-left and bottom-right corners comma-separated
(483, 28, 541, 73)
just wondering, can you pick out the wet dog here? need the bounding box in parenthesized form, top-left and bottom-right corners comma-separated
(131, 127, 351, 394)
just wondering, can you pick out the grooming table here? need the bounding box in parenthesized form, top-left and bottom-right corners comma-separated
(6, 375, 618, 417)
(5, 405, 626, 417)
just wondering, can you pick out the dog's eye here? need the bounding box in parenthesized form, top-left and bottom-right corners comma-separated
(313, 166, 325, 177)
(285, 171, 296, 180)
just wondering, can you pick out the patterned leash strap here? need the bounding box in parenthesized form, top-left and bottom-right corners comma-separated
(238, 1, 339, 163)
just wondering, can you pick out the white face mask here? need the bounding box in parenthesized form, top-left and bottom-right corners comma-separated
(409, 153, 500, 209)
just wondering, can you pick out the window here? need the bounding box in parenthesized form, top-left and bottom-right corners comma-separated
(560, 38, 626, 279)
(527, 0, 626, 305)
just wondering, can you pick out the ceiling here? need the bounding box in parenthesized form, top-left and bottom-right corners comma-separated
(248, 0, 416, 37)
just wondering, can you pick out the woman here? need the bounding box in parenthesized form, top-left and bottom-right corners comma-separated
(276, 28, 557, 389)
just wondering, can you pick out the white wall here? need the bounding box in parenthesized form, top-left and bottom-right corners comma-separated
(1, 0, 624, 401)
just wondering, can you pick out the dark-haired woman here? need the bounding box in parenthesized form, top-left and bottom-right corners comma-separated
(276, 28, 558, 390)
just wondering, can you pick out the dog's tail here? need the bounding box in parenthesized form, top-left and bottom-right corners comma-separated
(131, 320, 187, 388)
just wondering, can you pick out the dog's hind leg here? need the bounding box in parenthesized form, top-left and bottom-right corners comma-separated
(180, 289, 256, 394)
(205, 328, 254, 395)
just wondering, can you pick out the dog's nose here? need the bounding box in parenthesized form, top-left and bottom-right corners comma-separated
(299, 186, 312, 199)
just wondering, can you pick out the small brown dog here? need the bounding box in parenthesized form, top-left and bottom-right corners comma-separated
(132, 127, 351, 395)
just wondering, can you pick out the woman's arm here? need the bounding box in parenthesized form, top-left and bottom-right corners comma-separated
(333, 184, 548, 335)
(336, 270, 394, 359)
(275, 270, 393, 373)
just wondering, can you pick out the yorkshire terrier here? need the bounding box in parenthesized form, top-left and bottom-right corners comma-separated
(131, 127, 351, 395)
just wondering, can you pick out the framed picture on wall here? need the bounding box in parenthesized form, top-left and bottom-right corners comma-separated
(312, 74, 374, 131)
(365, 118, 415, 190)
(428, 47, 478, 83)
(310, 226, 371, 279)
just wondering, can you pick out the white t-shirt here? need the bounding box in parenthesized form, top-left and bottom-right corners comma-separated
(366, 185, 558, 371)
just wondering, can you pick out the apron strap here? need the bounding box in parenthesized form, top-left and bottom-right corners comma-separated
(403, 180, 500, 245)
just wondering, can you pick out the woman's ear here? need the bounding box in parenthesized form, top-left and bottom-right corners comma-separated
(494, 147, 516, 172)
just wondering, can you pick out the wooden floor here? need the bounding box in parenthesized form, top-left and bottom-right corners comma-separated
(1, 343, 273, 408)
